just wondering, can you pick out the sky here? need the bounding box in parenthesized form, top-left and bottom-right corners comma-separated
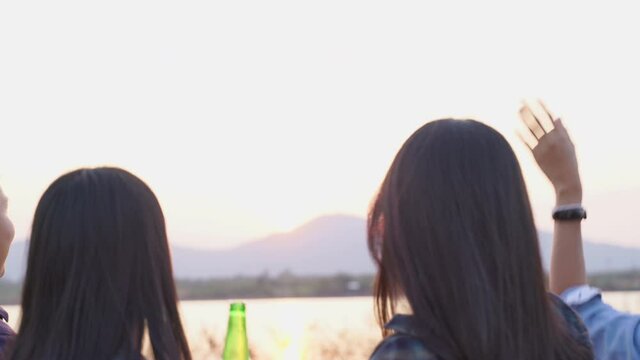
(1, 0, 639, 249)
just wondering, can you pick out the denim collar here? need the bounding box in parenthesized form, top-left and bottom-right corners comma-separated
(385, 314, 458, 359)
(385, 314, 421, 337)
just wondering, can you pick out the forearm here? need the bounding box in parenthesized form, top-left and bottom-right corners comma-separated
(549, 189, 587, 295)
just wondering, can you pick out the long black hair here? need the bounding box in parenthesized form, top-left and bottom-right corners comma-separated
(9, 167, 191, 360)
(368, 120, 592, 359)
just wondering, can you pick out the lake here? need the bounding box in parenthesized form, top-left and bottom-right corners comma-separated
(5, 292, 640, 359)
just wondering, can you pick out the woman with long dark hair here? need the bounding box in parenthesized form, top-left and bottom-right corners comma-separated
(7, 167, 191, 360)
(368, 116, 593, 359)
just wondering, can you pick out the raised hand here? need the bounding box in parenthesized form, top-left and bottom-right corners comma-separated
(518, 100, 582, 205)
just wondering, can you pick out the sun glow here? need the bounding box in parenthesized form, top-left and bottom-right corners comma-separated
(274, 314, 307, 360)
(2, 1, 640, 249)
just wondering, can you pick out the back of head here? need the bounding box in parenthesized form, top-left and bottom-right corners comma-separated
(368, 119, 591, 360)
(10, 167, 191, 360)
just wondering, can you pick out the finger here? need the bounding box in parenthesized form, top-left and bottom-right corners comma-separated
(517, 116, 539, 149)
(522, 100, 550, 134)
(519, 105, 545, 140)
(517, 131, 536, 151)
(553, 118, 573, 142)
(552, 118, 569, 137)
(537, 99, 557, 130)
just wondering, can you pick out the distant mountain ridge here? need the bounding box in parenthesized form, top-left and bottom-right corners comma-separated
(169, 215, 373, 279)
(4, 214, 640, 281)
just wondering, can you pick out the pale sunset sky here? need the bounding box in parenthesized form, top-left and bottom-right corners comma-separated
(1, 0, 639, 249)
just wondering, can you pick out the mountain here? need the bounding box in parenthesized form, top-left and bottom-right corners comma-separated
(537, 233, 640, 274)
(4, 214, 640, 281)
(170, 215, 374, 279)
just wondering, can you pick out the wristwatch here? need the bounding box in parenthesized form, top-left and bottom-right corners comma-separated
(552, 204, 587, 221)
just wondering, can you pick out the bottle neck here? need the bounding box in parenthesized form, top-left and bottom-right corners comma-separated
(222, 303, 249, 360)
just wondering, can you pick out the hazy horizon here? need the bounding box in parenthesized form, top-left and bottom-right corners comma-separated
(4, 213, 640, 283)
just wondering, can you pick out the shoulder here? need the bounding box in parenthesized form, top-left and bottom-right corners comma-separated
(549, 293, 585, 329)
(370, 334, 437, 360)
(0, 307, 15, 351)
(548, 293, 591, 348)
(369, 315, 439, 360)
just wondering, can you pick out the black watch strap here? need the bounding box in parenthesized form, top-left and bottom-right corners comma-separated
(552, 205, 587, 221)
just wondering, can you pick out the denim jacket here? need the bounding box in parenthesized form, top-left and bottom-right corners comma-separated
(370, 294, 592, 359)
(562, 285, 640, 360)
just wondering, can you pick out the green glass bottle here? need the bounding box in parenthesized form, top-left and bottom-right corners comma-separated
(222, 302, 249, 360)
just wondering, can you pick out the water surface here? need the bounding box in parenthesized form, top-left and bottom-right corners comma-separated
(5, 292, 640, 359)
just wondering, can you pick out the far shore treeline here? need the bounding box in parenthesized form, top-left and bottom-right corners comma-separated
(0, 272, 374, 305)
(1, 270, 640, 305)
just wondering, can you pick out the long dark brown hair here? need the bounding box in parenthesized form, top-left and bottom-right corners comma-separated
(368, 120, 592, 359)
(8, 167, 191, 360)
